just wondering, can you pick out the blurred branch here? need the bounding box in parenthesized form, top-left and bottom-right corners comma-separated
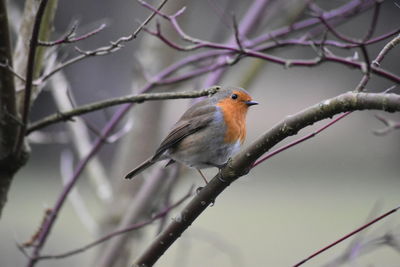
(38, 23, 106, 46)
(373, 114, 400, 135)
(34, 188, 192, 260)
(133, 91, 400, 266)
(363, 0, 382, 41)
(25, 106, 129, 267)
(249, 0, 375, 45)
(13, 0, 49, 156)
(37, 0, 169, 83)
(323, 231, 400, 266)
(356, 33, 400, 92)
(13, 0, 58, 101)
(254, 26, 399, 167)
(0, 0, 19, 195)
(96, 166, 180, 267)
(49, 67, 112, 204)
(60, 150, 99, 235)
(372, 33, 400, 67)
(27, 86, 221, 134)
(254, 28, 400, 50)
(143, 1, 400, 84)
(252, 112, 352, 168)
(294, 205, 400, 267)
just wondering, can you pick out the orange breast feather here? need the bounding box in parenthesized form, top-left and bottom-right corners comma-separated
(217, 99, 247, 144)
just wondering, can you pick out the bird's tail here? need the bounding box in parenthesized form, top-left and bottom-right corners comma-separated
(125, 158, 155, 179)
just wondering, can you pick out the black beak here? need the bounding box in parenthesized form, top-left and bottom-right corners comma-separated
(245, 100, 259, 106)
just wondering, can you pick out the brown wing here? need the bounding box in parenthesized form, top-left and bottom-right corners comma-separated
(152, 103, 216, 160)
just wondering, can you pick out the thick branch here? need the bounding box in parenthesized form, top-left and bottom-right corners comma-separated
(0, 0, 20, 217)
(14, 0, 49, 155)
(27, 86, 221, 134)
(133, 91, 400, 266)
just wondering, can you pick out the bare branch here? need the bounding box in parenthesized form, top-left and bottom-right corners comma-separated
(252, 112, 352, 168)
(38, 23, 106, 46)
(38, 0, 170, 82)
(27, 86, 221, 134)
(141, 1, 400, 84)
(13, 0, 49, 156)
(133, 91, 400, 266)
(35, 188, 192, 260)
(0, 60, 25, 81)
(372, 33, 400, 67)
(294, 205, 400, 267)
(356, 33, 400, 91)
(363, 0, 382, 41)
(373, 114, 400, 135)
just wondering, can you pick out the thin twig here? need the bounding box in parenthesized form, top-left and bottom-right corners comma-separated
(38, 23, 106, 46)
(372, 33, 400, 67)
(318, 14, 361, 44)
(35, 189, 192, 260)
(356, 34, 400, 91)
(252, 112, 352, 168)
(363, 0, 382, 41)
(292, 205, 400, 267)
(232, 15, 245, 53)
(142, 1, 400, 84)
(373, 114, 400, 135)
(0, 60, 26, 81)
(27, 86, 221, 134)
(38, 0, 170, 83)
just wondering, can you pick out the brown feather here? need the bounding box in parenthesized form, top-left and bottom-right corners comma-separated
(152, 104, 216, 160)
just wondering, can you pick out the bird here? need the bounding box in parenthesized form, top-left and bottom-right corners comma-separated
(125, 86, 258, 183)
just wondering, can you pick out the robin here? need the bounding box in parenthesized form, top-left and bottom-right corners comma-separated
(125, 86, 258, 183)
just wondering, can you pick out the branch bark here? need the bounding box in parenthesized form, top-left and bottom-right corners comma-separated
(0, 0, 20, 217)
(27, 86, 221, 134)
(133, 91, 400, 266)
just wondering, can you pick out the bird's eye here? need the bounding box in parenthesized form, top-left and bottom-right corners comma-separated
(231, 94, 238, 100)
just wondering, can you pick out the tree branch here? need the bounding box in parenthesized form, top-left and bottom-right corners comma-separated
(142, 1, 400, 84)
(32, 188, 192, 260)
(13, 0, 49, 155)
(133, 91, 400, 266)
(27, 86, 221, 134)
(0, 0, 20, 217)
(372, 33, 400, 67)
(37, 0, 170, 83)
(293, 204, 400, 267)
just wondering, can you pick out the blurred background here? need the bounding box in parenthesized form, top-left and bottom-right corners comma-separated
(1, 0, 399, 266)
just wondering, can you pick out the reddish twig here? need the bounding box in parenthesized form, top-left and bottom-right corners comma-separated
(21, 208, 52, 248)
(292, 205, 400, 267)
(363, 0, 382, 41)
(254, 28, 400, 50)
(249, 0, 375, 45)
(252, 112, 352, 168)
(142, 1, 400, 84)
(34, 189, 192, 260)
(24, 1, 171, 266)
